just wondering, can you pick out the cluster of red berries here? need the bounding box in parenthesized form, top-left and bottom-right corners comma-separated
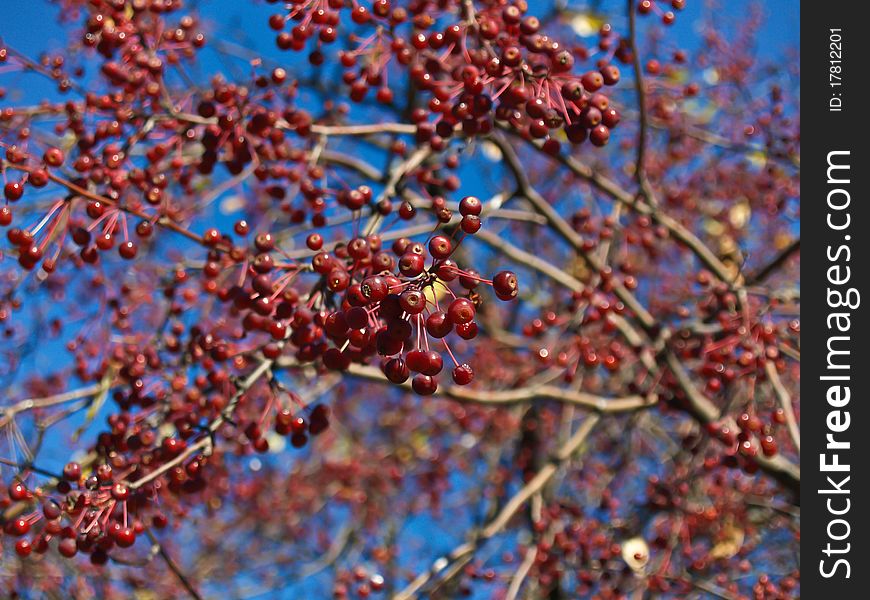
(637, 0, 687, 26)
(3, 471, 143, 562)
(270, 1, 627, 150)
(706, 409, 784, 460)
(211, 194, 518, 395)
(333, 566, 386, 598)
(2, 145, 145, 269)
(85, 0, 205, 96)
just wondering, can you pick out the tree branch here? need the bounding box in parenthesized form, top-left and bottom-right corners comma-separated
(393, 415, 600, 600)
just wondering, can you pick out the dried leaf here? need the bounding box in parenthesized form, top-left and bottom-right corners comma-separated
(710, 524, 745, 559)
(568, 13, 605, 37)
(729, 201, 751, 229)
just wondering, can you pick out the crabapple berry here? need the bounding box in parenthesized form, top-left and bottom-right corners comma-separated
(492, 271, 519, 300)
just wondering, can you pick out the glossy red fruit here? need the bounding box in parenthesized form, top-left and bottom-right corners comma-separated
(452, 364, 474, 385)
(7, 517, 30, 536)
(399, 253, 426, 277)
(306, 233, 323, 250)
(119, 241, 138, 259)
(428, 235, 452, 259)
(344, 306, 369, 329)
(455, 321, 478, 340)
(9, 480, 29, 501)
(459, 196, 482, 216)
(589, 124, 610, 147)
(384, 358, 410, 383)
(405, 349, 426, 373)
(460, 215, 481, 234)
(426, 311, 453, 338)
(15, 538, 33, 556)
(361, 276, 388, 303)
(492, 271, 519, 300)
(58, 537, 78, 557)
(63, 462, 82, 481)
(43, 147, 65, 166)
(399, 289, 426, 314)
(114, 526, 137, 548)
(760, 435, 778, 457)
(447, 297, 475, 325)
(581, 71, 604, 92)
(417, 350, 443, 376)
(412, 374, 438, 395)
(4, 181, 24, 201)
(323, 347, 351, 370)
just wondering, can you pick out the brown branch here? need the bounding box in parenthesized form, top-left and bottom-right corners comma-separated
(145, 529, 204, 600)
(746, 238, 800, 285)
(474, 228, 585, 293)
(393, 415, 600, 600)
(665, 351, 800, 491)
(364, 146, 433, 235)
(276, 358, 653, 413)
(505, 546, 538, 600)
(764, 361, 800, 452)
(626, 0, 657, 205)
(491, 134, 800, 492)
(492, 134, 657, 329)
(127, 358, 274, 490)
(1, 382, 109, 428)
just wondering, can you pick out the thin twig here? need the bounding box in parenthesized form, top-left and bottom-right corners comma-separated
(145, 529, 204, 600)
(393, 415, 600, 600)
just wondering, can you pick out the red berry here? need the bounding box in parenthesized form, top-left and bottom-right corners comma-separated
(412, 374, 438, 395)
(114, 527, 136, 548)
(581, 71, 604, 92)
(7, 517, 30, 536)
(119, 241, 138, 259)
(58, 537, 78, 558)
(459, 196, 482, 216)
(384, 358, 410, 383)
(398, 252, 426, 277)
(361, 276, 389, 303)
(426, 311, 453, 338)
(344, 306, 368, 329)
(9, 481, 29, 501)
(447, 297, 475, 325)
(376, 87, 394, 104)
(202, 228, 221, 246)
(452, 364, 474, 385)
(306, 233, 323, 250)
(492, 271, 519, 300)
(455, 321, 478, 340)
(43, 147, 65, 166)
(406, 349, 427, 373)
(418, 350, 443, 376)
(111, 483, 130, 501)
(136, 221, 154, 238)
(761, 435, 778, 457)
(428, 235, 452, 259)
(600, 65, 620, 85)
(590, 125, 610, 147)
(63, 462, 82, 481)
(399, 289, 426, 314)
(4, 181, 24, 201)
(461, 215, 481, 234)
(15, 539, 32, 556)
